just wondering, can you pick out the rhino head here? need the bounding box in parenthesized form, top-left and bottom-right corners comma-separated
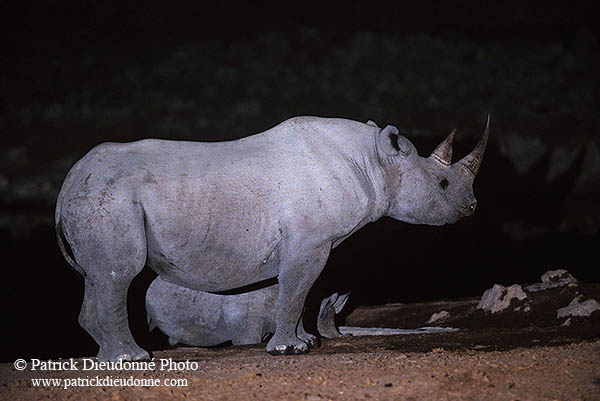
(376, 116, 490, 226)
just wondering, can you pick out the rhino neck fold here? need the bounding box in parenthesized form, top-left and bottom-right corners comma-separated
(327, 138, 391, 250)
(350, 142, 392, 225)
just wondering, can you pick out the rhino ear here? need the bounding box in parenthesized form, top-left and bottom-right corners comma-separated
(376, 125, 412, 157)
(318, 292, 338, 318)
(333, 292, 350, 314)
(366, 119, 379, 128)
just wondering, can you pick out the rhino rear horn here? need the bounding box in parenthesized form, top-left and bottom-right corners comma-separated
(459, 114, 490, 177)
(430, 129, 456, 166)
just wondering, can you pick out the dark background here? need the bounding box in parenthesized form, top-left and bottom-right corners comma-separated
(1, 1, 598, 362)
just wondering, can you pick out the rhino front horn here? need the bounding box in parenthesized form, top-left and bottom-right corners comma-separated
(430, 129, 456, 166)
(459, 114, 490, 177)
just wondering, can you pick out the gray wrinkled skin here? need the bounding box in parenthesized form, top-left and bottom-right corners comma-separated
(55, 116, 488, 361)
(146, 277, 349, 347)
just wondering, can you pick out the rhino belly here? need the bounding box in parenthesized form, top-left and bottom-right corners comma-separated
(135, 153, 291, 292)
(143, 210, 283, 292)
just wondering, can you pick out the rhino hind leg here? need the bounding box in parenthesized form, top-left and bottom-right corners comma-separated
(78, 277, 101, 343)
(85, 275, 150, 362)
(72, 204, 150, 362)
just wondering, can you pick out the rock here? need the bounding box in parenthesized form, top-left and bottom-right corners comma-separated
(478, 284, 504, 311)
(542, 269, 576, 283)
(557, 297, 600, 318)
(477, 284, 527, 313)
(525, 269, 577, 292)
(427, 310, 450, 323)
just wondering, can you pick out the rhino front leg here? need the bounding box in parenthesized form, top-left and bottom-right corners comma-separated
(267, 243, 330, 355)
(297, 308, 320, 349)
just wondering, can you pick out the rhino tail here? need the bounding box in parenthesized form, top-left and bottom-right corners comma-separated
(55, 218, 86, 277)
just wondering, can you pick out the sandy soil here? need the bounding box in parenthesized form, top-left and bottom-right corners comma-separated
(2, 336, 599, 401)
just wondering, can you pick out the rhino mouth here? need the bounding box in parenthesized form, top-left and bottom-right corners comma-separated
(443, 206, 476, 225)
(463, 201, 477, 217)
(454, 202, 478, 222)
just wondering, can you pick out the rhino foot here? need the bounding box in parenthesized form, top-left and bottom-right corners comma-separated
(267, 342, 309, 356)
(97, 346, 151, 362)
(304, 334, 320, 350)
(297, 323, 320, 350)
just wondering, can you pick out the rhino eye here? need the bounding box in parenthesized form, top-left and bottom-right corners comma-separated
(439, 178, 449, 190)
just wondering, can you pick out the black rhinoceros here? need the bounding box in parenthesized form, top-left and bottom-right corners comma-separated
(55, 116, 489, 361)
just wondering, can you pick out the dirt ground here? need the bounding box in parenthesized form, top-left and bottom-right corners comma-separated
(2, 336, 599, 401)
(3, 292, 599, 401)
